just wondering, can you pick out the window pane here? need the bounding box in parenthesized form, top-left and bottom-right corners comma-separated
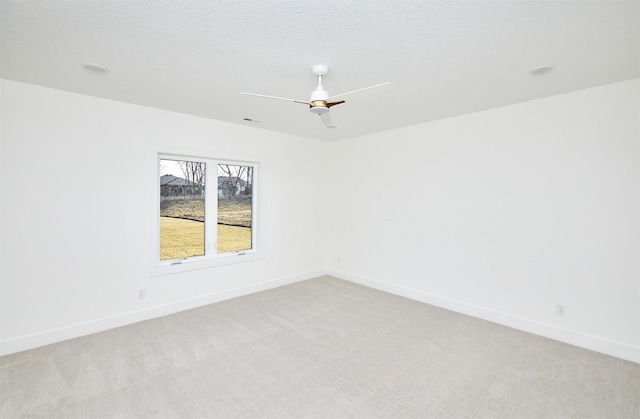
(217, 164, 253, 253)
(159, 159, 206, 260)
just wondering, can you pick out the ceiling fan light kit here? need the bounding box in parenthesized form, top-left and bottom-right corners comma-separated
(241, 64, 389, 128)
(309, 103, 330, 115)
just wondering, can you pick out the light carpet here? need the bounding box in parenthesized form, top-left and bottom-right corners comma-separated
(1, 276, 638, 418)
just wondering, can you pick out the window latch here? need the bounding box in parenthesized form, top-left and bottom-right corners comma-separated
(171, 258, 188, 265)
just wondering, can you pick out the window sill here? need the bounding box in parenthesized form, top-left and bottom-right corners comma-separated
(150, 250, 265, 277)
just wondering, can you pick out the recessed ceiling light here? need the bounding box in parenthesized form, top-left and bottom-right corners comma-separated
(83, 63, 109, 73)
(529, 65, 555, 75)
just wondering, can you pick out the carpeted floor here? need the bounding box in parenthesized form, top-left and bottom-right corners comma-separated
(1, 276, 639, 418)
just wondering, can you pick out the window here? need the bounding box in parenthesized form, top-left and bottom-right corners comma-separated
(153, 153, 261, 274)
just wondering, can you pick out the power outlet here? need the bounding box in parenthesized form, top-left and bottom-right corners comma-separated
(555, 304, 566, 316)
(138, 289, 146, 300)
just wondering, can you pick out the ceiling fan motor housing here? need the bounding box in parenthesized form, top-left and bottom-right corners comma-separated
(310, 86, 329, 101)
(309, 85, 329, 114)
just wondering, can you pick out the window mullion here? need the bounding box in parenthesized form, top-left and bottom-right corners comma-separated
(205, 159, 218, 256)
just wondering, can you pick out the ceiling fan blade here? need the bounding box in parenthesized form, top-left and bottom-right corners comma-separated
(326, 100, 345, 108)
(320, 112, 336, 128)
(326, 82, 390, 101)
(241, 92, 310, 105)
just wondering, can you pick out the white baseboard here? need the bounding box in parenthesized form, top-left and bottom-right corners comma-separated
(327, 268, 640, 364)
(4, 268, 637, 364)
(0, 269, 328, 356)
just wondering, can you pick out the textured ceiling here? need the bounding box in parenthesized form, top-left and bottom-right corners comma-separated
(1, 0, 638, 141)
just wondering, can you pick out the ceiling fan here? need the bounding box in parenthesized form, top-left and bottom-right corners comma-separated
(241, 64, 390, 128)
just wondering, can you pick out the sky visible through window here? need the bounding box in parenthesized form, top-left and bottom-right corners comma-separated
(160, 160, 183, 177)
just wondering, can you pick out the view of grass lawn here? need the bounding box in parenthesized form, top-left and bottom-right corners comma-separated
(217, 198, 252, 227)
(160, 196, 252, 260)
(160, 197, 251, 227)
(160, 217, 204, 260)
(160, 198, 205, 222)
(160, 217, 252, 259)
(216, 223, 251, 253)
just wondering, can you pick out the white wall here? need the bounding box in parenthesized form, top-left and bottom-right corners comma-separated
(2, 78, 638, 363)
(328, 79, 640, 362)
(0, 79, 329, 354)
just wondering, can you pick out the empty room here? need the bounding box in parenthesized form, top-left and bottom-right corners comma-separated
(1, 1, 639, 418)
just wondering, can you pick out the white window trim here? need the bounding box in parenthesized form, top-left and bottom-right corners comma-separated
(150, 149, 265, 277)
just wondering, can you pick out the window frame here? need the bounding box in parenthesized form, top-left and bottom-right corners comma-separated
(150, 151, 264, 277)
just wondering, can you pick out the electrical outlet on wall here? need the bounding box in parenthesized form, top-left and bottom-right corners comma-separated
(138, 289, 146, 300)
(555, 304, 566, 316)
